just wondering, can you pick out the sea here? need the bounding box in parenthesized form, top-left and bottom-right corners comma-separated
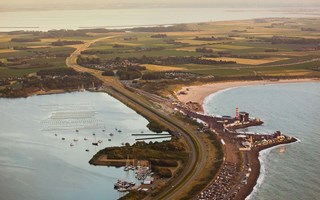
(0, 91, 170, 200)
(204, 82, 320, 200)
(0, 8, 318, 31)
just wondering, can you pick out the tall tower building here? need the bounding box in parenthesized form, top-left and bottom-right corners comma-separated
(235, 107, 239, 119)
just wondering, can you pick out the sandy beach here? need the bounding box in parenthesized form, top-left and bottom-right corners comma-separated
(175, 78, 317, 200)
(176, 79, 320, 110)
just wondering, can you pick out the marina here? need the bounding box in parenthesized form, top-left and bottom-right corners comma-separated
(0, 91, 171, 200)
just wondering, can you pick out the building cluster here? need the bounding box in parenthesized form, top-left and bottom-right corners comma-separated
(196, 162, 237, 200)
(238, 131, 292, 150)
(252, 131, 291, 148)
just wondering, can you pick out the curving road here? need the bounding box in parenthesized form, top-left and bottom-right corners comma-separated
(65, 37, 209, 199)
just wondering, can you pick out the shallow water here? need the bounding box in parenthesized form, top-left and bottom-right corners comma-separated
(0, 91, 169, 200)
(204, 82, 320, 200)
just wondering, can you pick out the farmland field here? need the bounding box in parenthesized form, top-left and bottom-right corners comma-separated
(0, 17, 320, 78)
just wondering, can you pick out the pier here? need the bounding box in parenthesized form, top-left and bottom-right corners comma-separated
(135, 136, 172, 141)
(173, 105, 297, 200)
(177, 105, 263, 133)
(131, 134, 171, 136)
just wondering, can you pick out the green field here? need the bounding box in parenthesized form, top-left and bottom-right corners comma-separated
(0, 33, 76, 77)
(1, 18, 320, 78)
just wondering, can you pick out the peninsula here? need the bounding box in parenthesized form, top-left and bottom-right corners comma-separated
(0, 17, 319, 200)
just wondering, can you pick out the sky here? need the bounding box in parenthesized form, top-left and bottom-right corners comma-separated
(1, 0, 320, 11)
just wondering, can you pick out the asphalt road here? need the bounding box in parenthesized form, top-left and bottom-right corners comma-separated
(65, 37, 208, 200)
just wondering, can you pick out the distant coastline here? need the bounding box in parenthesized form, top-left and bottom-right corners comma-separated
(0, 8, 318, 32)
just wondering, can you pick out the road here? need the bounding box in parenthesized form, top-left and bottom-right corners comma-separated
(65, 37, 208, 199)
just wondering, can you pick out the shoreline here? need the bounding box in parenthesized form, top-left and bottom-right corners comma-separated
(1, 79, 314, 199)
(235, 137, 297, 200)
(175, 79, 312, 200)
(176, 78, 320, 113)
(245, 138, 300, 200)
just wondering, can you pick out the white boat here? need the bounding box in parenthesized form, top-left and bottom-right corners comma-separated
(117, 188, 127, 192)
(114, 180, 135, 191)
(279, 147, 286, 153)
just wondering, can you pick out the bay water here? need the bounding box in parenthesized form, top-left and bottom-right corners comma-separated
(0, 91, 169, 200)
(204, 82, 320, 200)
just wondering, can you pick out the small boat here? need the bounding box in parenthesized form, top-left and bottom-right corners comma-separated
(118, 130, 122, 133)
(279, 147, 286, 153)
(84, 137, 88, 141)
(117, 188, 127, 192)
(92, 142, 98, 146)
(114, 180, 135, 191)
(109, 133, 114, 136)
(108, 139, 111, 141)
(141, 131, 144, 133)
(85, 149, 89, 152)
(73, 139, 78, 142)
(98, 140, 103, 143)
(54, 134, 58, 136)
(92, 133, 95, 136)
(70, 143, 74, 147)
(62, 138, 65, 140)
(76, 130, 79, 132)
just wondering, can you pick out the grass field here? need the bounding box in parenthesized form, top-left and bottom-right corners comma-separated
(204, 57, 289, 65)
(1, 18, 320, 78)
(143, 64, 185, 72)
(0, 33, 75, 77)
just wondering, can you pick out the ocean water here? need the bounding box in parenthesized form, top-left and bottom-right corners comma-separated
(204, 82, 320, 200)
(0, 91, 169, 200)
(0, 8, 316, 31)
